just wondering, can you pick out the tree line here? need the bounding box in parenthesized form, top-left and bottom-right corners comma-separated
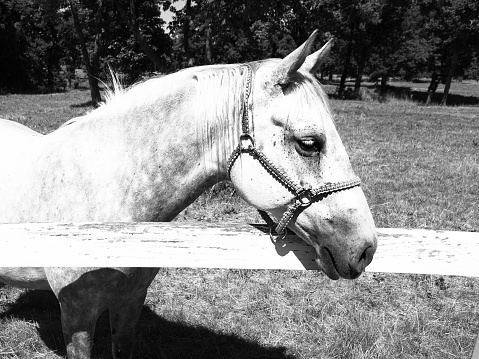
(1, 0, 479, 106)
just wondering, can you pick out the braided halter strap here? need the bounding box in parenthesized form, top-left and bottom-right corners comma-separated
(227, 64, 361, 241)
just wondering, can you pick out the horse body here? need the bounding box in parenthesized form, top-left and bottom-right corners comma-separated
(0, 32, 377, 359)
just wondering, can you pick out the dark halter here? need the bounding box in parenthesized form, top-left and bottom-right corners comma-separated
(227, 64, 361, 241)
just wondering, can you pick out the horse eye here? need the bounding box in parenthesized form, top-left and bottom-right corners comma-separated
(299, 139, 316, 149)
(296, 138, 320, 156)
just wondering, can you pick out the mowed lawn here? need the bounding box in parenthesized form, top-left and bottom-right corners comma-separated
(0, 82, 478, 358)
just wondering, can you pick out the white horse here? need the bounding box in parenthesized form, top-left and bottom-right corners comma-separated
(0, 31, 377, 359)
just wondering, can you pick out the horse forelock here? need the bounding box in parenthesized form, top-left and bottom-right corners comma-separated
(283, 72, 332, 124)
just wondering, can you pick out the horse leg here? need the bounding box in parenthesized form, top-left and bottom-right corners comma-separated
(59, 300, 102, 359)
(109, 289, 148, 359)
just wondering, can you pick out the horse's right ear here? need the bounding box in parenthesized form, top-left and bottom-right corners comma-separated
(301, 38, 334, 74)
(270, 30, 319, 87)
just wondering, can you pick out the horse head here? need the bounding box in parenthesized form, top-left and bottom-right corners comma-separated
(229, 31, 377, 280)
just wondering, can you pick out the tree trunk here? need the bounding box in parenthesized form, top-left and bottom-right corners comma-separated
(46, 21, 56, 89)
(91, 0, 103, 85)
(353, 71, 362, 98)
(353, 50, 369, 98)
(338, 39, 353, 98)
(426, 72, 439, 105)
(205, 26, 212, 64)
(183, 0, 193, 66)
(379, 75, 389, 100)
(127, 0, 162, 70)
(69, 0, 102, 106)
(440, 45, 459, 106)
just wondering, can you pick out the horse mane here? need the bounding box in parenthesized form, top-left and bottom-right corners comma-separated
(59, 70, 125, 129)
(185, 64, 250, 167)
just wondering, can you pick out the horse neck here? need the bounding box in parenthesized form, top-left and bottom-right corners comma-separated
(53, 71, 242, 221)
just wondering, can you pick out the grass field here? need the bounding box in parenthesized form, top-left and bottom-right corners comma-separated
(0, 81, 478, 358)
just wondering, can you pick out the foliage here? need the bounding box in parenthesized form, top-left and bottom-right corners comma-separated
(0, 0, 69, 92)
(103, 0, 172, 80)
(366, 0, 429, 81)
(1, 0, 479, 95)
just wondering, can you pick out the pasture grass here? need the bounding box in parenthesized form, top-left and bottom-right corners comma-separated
(0, 83, 478, 358)
(334, 99, 479, 231)
(0, 89, 92, 134)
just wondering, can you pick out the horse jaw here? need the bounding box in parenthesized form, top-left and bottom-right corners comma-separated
(279, 187, 377, 280)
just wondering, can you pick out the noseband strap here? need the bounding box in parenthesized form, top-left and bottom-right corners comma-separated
(227, 64, 361, 241)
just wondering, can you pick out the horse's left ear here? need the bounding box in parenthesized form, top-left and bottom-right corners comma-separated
(271, 30, 319, 86)
(301, 38, 334, 74)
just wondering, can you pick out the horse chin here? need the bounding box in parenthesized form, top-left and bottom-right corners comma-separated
(315, 252, 340, 280)
(315, 247, 365, 280)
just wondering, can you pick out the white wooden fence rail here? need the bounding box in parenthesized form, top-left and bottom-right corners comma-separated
(0, 222, 478, 276)
(0, 222, 478, 357)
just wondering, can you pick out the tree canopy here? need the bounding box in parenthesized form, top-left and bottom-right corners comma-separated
(1, 0, 478, 105)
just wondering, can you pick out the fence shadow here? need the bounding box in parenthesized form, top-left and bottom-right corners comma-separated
(0, 289, 295, 359)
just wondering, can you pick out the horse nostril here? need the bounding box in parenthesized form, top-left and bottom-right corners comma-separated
(347, 245, 375, 279)
(359, 245, 375, 268)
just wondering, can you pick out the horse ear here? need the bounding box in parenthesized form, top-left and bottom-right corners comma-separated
(271, 30, 319, 86)
(301, 38, 334, 74)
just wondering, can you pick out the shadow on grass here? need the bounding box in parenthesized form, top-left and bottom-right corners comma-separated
(384, 85, 479, 106)
(70, 100, 97, 108)
(325, 81, 479, 106)
(0, 289, 295, 359)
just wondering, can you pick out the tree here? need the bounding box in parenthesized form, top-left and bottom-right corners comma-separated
(167, 0, 334, 69)
(0, 0, 32, 92)
(116, 0, 170, 72)
(364, 0, 421, 96)
(330, 0, 383, 98)
(0, 0, 67, 92)
(419, 0, 479, 105)
(437, 0, 479, 105)
(66, 0, 172, 102)
(68, 0, 102, 105)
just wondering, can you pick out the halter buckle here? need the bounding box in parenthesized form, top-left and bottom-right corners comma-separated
(239, 134, 255, 152)
(296, 190, 313, 207)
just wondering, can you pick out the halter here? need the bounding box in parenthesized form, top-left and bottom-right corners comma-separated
(227, 64, 361, 241)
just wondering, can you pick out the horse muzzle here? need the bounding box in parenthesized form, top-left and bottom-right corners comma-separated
(315, 240, 376, 280)
(290, 186, 378, 280)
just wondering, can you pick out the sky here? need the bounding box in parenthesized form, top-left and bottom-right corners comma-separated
(162, 0, 186, 26)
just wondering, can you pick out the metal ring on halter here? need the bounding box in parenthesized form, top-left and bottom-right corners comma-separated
(239, 134, 255, 152)
(296, 190, 313, 207)
(269, 227, 287, 243)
